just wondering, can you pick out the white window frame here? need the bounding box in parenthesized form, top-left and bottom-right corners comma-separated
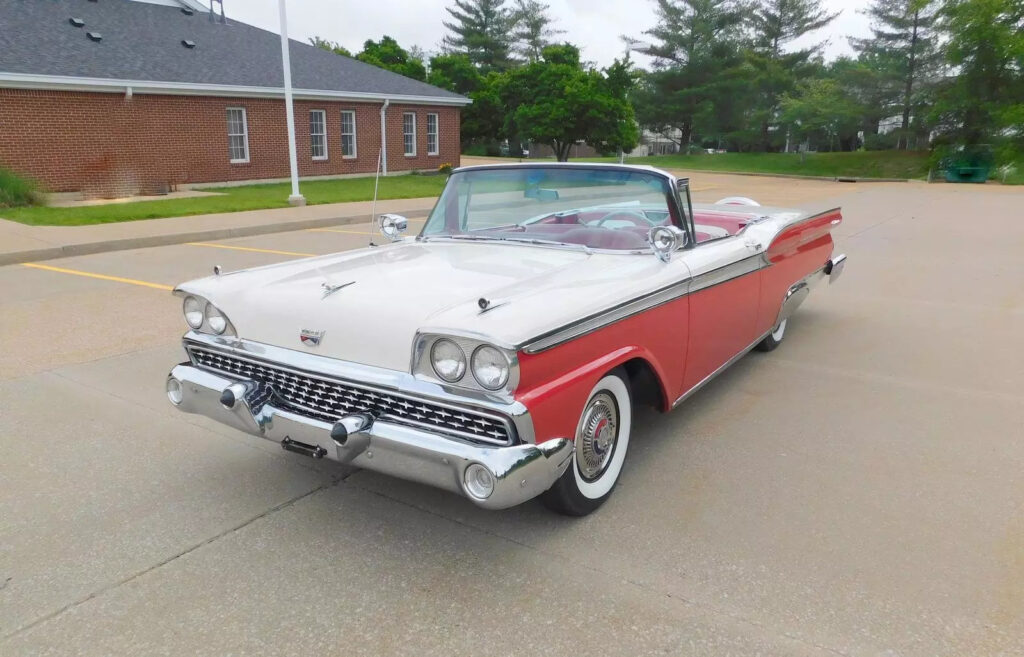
(340, 110, 357, 159)
(309, 109, 328, 161)
(426, 112, 439, 156)
(403, 112, 417, 157)
(226, 107, 249, 164)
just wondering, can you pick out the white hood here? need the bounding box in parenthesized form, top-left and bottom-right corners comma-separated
(178, 241, 676, 371)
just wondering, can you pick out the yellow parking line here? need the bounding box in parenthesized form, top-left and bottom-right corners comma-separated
(186, 242, 317, 257)
(21, 263, 173, 291)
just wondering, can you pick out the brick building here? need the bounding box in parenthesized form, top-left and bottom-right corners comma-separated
(0, 0, 469, 198)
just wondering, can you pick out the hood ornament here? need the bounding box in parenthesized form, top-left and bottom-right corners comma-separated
(321, 280, 355, 299)
(300, 329, 325, 347)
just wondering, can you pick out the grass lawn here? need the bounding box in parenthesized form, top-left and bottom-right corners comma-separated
(589, 151, 933, 180)
(1, 175, 448, 227)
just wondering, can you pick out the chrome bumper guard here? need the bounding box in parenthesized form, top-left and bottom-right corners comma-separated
(167, 364, 574, 510)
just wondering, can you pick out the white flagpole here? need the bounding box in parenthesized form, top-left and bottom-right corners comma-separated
(278, 0, 305, 206)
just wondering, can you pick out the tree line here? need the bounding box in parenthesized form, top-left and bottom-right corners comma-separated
(312, 0, 1023, 164)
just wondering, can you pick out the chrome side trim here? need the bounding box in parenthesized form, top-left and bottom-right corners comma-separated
(182, 331, 535, 444)
(688, 254, 764, 293)
(522, 277, 692, 354)
(672, 329, 771, 408)
(521, 254, 766, 354)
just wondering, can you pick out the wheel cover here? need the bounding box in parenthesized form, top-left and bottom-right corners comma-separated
(577, 392, 619, 481)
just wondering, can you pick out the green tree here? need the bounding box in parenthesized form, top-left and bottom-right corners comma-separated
(634, 0, 747, 150)
(442, 0, 518, 72)
(851, 0, 943, 149)
(780, 78, 863, 151)
(356, 36, 427, 81)
(501, 45, 639, 160)
(428, 53, 484, 94)
(931, 0, 1024, 148)
(309, 36, 352, 58)
(511, 0, 565, 62)
(747, 0, 841, 150)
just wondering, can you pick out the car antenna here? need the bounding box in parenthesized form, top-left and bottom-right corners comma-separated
(368, 148, 382, 248)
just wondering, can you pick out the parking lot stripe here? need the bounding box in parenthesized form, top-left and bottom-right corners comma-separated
(21, 263, 174, 291)
(186, 243, 317, 257)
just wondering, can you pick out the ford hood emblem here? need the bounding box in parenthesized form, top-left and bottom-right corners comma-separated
(300, 329, 325, 347)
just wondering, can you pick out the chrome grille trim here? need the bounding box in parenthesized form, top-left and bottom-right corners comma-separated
(186, 345, 515, 446)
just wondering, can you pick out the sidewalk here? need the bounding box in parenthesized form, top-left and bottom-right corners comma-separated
(0, 197, 437, 266)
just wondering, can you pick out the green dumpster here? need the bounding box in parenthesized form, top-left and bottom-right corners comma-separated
(942, 146, 993, 183)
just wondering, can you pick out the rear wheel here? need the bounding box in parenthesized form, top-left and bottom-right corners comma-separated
(542, 371, 632, 516)
(755, 318, 787, 352)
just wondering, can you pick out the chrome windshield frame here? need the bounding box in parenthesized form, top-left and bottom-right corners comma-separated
(417, 163, 689, 255)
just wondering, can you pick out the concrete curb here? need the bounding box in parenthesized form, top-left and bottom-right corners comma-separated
(0, 207, 434, 266)
(672, 170, 913, 183)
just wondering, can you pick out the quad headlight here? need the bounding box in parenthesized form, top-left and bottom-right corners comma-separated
(183, 296, 204, 329)
(204, 303, 228, 335)
(471, 345, 510, 390)
(418, 334, 518, 395)
(430, 338, 467, 382)
(177, 292, 234, 336)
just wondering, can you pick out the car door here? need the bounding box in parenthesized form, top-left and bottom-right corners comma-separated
(677, 237, 762, 394)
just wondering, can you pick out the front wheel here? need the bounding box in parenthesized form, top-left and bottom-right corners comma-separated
(542, 371, 632, 516)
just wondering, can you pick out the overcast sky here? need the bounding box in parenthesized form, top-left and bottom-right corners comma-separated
(224, 0, 873, 69)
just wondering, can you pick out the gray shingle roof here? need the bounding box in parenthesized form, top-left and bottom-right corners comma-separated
(0, 0, 468, 103)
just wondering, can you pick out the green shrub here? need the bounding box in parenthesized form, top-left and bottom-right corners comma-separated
(0, 168, 42, 208)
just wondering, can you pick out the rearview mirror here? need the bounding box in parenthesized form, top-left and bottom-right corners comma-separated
(524, 188, 560, 201)
(378, 214, 408, 241)
(648, 225, 687, 263)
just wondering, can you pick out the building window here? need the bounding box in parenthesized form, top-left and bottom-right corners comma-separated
(403, 112, 416, 156)
(426, 113, 439, 156)
(226, 107, 249, 163)
(341, 110, 357, 159)
(310, 109, 327, 160)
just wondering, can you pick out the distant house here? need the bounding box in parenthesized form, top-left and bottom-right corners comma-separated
(0, 0, 469, 198)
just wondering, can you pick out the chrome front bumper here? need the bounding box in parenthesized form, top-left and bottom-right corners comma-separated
(166, 363, 574, 510)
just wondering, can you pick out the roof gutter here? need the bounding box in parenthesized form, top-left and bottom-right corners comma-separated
(0, 72, 473, 106)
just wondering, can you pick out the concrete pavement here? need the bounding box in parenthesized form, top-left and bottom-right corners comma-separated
(1, 176, 1023, 655)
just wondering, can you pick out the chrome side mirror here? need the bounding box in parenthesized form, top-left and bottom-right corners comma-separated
(648, 225, 687, 263)
(378, 214, 408, 241)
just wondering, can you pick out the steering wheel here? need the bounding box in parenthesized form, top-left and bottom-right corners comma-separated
(592, 210, 651, 228)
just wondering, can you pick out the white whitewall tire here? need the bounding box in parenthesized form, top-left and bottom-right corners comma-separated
(756, 318, 787, 352)
(542, 370, 632, 516)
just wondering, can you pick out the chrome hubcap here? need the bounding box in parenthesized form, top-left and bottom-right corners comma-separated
(577, 392, 618, 481)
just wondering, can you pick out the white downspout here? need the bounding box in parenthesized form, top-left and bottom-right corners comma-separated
(380, 99, 390, 176)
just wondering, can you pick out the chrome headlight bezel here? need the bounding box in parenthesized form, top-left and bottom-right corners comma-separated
(413, 332, 519, 398)
(173, 290, 236, 337)
(182, 295, 204, 329)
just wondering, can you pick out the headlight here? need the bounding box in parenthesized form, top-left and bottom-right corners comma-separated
(204, 303, 228, 335)
(183, 296, 204, 329)
(471, 345, 510, 390)
(430, 338, 467, 382)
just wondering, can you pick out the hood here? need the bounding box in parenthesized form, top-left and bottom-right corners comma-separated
(180, 240, 670, 371)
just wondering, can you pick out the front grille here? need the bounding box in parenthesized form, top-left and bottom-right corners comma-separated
(188, 346, 514, 446)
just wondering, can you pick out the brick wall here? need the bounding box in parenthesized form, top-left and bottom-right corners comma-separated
(0, 88, 461, 197)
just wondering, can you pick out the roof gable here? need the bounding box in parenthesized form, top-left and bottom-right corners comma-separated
(0, 0, 468, 104)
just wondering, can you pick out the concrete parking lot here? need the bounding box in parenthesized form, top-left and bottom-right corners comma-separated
(1, 175, 1022, 656)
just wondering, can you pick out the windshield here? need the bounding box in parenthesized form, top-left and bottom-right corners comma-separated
(420, 167, 677, 251)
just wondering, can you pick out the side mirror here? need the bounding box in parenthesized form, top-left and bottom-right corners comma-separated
(648, 225, 687, 263)
(378, 214, 408, 241)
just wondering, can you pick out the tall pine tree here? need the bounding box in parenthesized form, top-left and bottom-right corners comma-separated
(747, 0, 840, 150)
(851, 0, 942, 149)
(442, 0, 518, 72)
(512, 0, 565, 62)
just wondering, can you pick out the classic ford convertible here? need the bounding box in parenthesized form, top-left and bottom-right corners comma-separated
(166, 164, 845, 515)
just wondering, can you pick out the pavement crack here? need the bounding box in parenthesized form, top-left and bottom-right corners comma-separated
(1, 481, 339, 642)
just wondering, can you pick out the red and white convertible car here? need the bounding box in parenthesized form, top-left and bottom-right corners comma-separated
(166, 164, 845, 515)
